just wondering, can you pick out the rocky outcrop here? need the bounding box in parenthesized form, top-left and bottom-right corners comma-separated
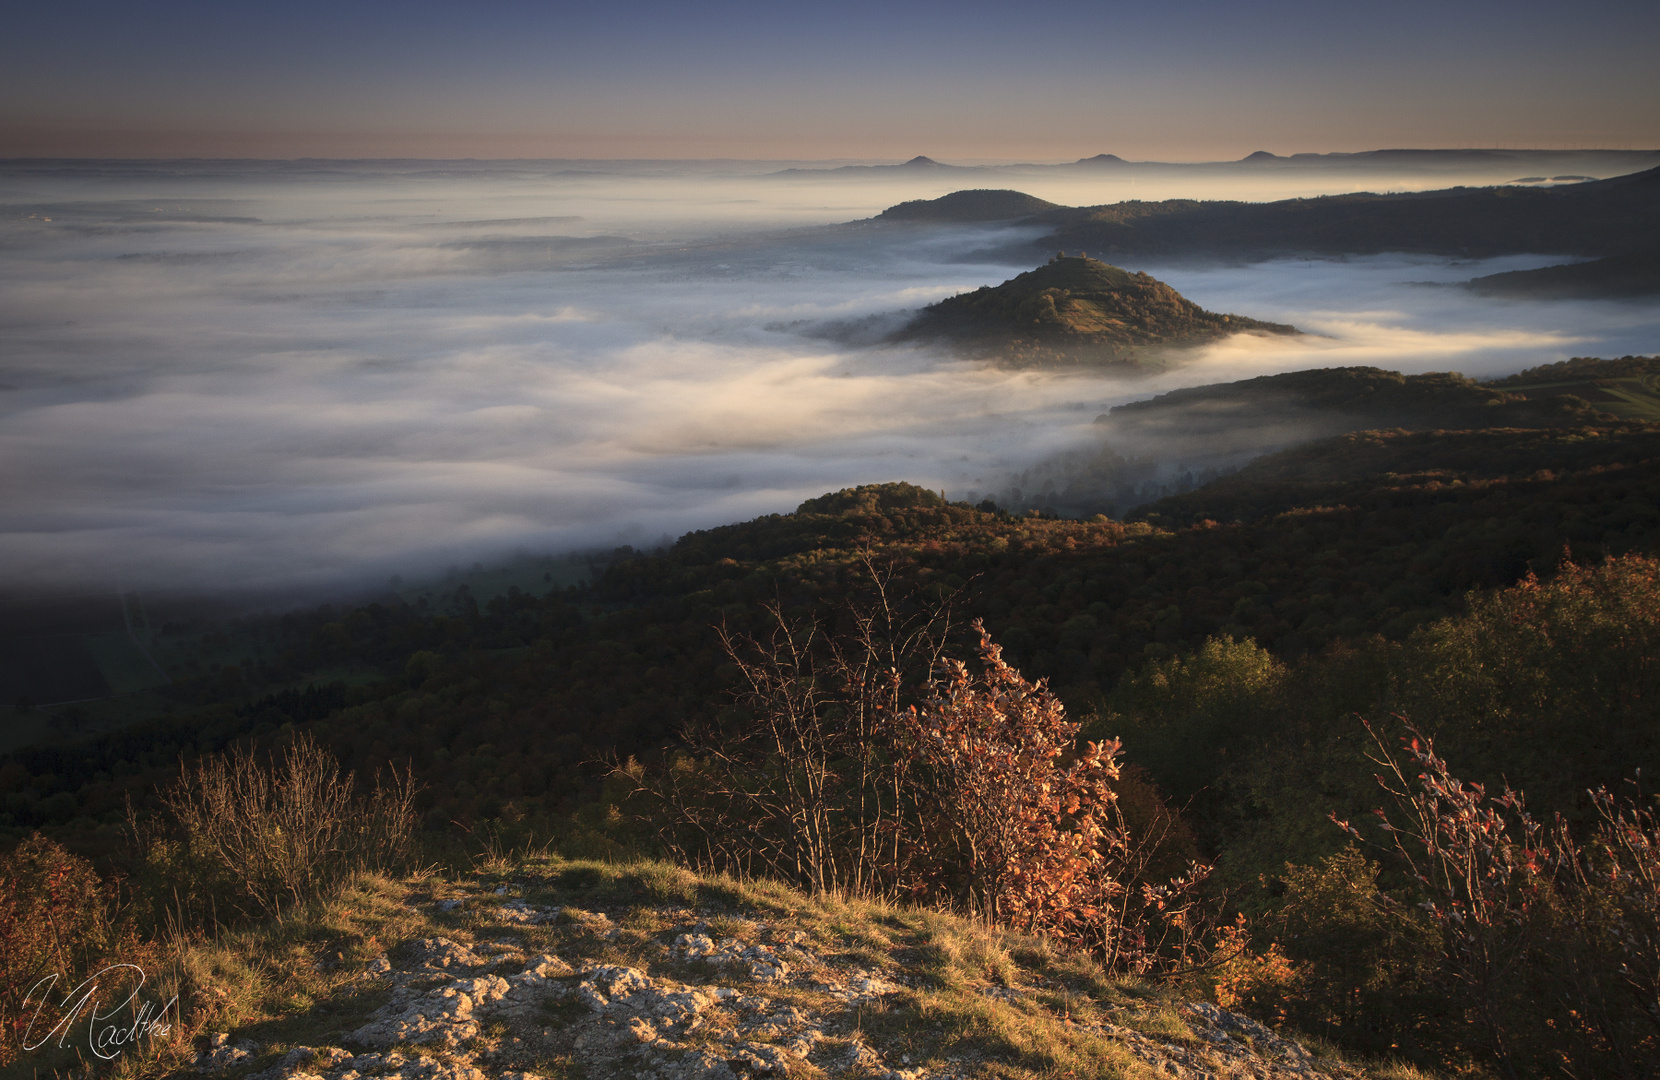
(192, 874, 1369, 1080)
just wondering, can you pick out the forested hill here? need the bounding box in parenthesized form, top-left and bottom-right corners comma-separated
(877, 188, 1060, 222)
(895, 254, 1296, 367)
(1006, 362, 1654, 520)
(1098, 365, 1605, 456)
(1468, 246, 1660, 298)
(877, 164, 1660, 260)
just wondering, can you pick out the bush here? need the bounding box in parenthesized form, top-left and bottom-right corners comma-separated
(0, 834, 155, 1068)
(1259, 848, 1444, 1059)
(140, 733, 417, 922)
(1342, 719, 1660, 1079)
(624, 591, 1215, 973)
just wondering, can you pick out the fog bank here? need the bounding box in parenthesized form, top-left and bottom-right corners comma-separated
(3, 160, 1658, 598)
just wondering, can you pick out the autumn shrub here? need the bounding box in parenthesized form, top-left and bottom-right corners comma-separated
(899, 623, 1215, 971)
(0, 835, 160, 1069)
(138, 733, 418, 924)
(1344, 719, 1660, 1079)
(624, 585, 1215, 972)
(1200, 918, 1296, 1024)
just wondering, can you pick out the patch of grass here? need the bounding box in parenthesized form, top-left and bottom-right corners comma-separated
(1371, 1062, 1443, 1080)
(619, 862, 702, 905)
(1127, 1004, 1191, 1040)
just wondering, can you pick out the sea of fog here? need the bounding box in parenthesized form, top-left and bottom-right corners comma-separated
(3, 158, 1659, 599)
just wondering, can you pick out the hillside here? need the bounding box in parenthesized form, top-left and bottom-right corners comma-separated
(1467, 248, 1660, 298)
(875, 164, 1660, 267)
(895, 255, 1297, 368)
(1104, 364, 1604, 448)
(1003, 362, 1643, 518)
(9, 410, 1660, 1077)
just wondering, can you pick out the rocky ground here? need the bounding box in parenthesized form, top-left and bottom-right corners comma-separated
(183, 858, 1380, 1080)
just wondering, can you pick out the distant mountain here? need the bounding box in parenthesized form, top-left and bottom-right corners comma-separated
(1468, 248, 1660, 298)
(772, 148, 1660, 179)
(894, 254, 1297, 368)
(1027, 163, 1660, 260)
(773, 154, 974, 175)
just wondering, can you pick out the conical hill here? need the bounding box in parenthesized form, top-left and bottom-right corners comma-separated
(898, 254, 1298, 368)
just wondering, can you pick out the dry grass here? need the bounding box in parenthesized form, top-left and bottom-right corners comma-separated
(6, 853, 1446, 1080)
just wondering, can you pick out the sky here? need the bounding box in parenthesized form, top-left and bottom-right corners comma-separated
(3, 0, 1658, 160)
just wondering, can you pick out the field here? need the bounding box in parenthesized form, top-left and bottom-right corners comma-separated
(1502, 370, 1660, 420)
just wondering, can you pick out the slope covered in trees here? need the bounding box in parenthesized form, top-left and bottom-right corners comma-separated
(877, 188, 1060, 222)
(1468, 247, 1660, 298)
(876, 163, 1660, 264)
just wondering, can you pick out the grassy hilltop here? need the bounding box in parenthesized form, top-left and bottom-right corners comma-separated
(6, 845, 1388, 1080)
(896, 255, 1297, 368)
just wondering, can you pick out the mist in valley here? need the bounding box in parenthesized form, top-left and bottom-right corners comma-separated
(4, 157, 1659, 603)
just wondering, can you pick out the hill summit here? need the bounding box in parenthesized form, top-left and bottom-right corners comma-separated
(878, 188, 1059, 222)
(896, 254, 1298, 368)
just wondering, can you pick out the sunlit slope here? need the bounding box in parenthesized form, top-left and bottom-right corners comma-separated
(896, 255, 1297, 368)
(1487, 354, 1660, 421)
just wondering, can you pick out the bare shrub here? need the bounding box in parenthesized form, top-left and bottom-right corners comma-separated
(637, 559, 953, 897)
(143, 733, 417, 921)
(1547, 787, 1660, 1079)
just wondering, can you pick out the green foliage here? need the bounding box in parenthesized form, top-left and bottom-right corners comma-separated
(1089, 635, 1285, 805)
(1391, 553, 1660, 812)
(1261, 850, 1445, 1060)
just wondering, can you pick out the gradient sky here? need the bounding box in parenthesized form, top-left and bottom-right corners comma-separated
(3, 0, 1657, 160)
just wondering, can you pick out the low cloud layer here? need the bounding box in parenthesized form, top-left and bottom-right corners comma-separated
(3, 161, 1657, 599)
